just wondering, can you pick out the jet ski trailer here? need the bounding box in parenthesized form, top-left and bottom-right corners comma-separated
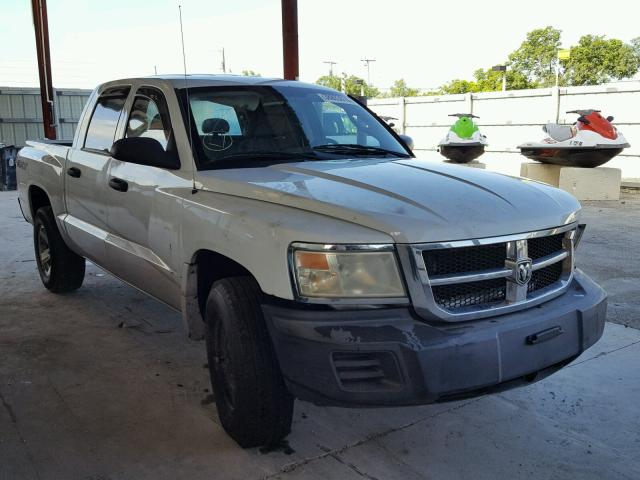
(518, 109, 630, 168)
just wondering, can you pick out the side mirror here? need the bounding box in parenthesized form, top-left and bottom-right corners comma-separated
(110, 137, 180, 170)
(398, 134, 414, 151)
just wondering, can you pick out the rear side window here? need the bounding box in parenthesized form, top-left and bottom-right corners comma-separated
(84, 87, 130, 152)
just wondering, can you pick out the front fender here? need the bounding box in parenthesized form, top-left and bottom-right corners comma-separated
(179, 190, 393, 300)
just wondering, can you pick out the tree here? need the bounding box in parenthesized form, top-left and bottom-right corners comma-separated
(632, 37, 640, 61)
(241, 70, 261, 76)
(438, 69, 534, 94)
(316, 73, 380, 97)
(508, 27, 562, 86)
(563, 35, 640, 85)
(439, 79, 479, 94)
(316, 74, 342, 91)
(473, 68, 535, 91)
(388, 79, 419, 97)
(435, 27, 640, 93)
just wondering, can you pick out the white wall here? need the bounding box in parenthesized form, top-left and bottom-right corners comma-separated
(368, 82, 640, 182)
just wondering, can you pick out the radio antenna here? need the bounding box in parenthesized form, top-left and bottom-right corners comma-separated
(179, 5, 197, 194)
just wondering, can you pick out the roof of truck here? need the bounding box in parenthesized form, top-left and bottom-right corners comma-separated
(103, 74, 320, 89)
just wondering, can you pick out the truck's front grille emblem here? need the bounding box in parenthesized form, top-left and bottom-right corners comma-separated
(513, 259, 533, 285)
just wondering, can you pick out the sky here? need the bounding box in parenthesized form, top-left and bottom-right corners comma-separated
(1, 0, 639, 91)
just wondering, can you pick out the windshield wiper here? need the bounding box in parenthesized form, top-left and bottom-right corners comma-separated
(312, 144, 410, 158)
(217, 151, 318, 161)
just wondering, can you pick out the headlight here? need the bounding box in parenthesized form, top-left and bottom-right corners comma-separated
(291, 244, 406, 299)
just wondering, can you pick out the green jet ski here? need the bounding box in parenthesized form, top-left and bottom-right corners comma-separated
(438, 113, 488, 163)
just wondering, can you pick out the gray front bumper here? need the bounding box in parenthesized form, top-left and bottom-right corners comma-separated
(263, 269, 607, 407)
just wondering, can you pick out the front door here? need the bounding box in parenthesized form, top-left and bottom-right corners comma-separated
(63, 86, 130, 266)
(103, 87, 187, 309)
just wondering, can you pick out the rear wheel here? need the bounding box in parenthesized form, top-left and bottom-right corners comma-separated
(204, 277, 293, 448)
(33, 206, 85, 293)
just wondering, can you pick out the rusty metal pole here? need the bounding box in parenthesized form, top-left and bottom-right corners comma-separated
(281, 0, 299, 80)
(31, 0, 56, 139)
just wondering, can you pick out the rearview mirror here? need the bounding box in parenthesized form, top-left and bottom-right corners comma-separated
(110, 137, 180, 170)
(398, 134, 414, 151)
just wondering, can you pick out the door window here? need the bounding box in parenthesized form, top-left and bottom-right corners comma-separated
(125, 88, 172, 150)
(84, 87, 130, 152)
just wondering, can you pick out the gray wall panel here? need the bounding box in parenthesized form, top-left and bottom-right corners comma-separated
(0, 87, 91, 146)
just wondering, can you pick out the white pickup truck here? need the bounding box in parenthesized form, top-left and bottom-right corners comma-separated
(16, 75, 607, 448)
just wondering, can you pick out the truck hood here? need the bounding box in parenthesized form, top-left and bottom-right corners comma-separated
(197, 158, 581, 243)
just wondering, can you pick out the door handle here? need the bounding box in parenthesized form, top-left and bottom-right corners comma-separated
(66, 167, 81, 178)
(108, 177, 128, 192)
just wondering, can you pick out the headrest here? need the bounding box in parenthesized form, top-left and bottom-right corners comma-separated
(202, 118, 230, 134)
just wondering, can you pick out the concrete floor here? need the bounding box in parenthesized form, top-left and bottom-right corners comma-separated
(1, 190, 639, 480)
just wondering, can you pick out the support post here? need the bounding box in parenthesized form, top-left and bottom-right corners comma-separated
(465, 92, 473, 114)
(552, 86, 561, 123)
(281, 0, 299, 80)
(31, 0, 56, 139)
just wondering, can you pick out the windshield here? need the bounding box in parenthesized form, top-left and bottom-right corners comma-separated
(181, 84, 410, 169)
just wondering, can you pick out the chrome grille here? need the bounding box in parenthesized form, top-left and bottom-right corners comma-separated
(528, 233, 564, 260)
(528, 262, 563, 293)
(423, 243, 506, 276)
(406, 225, 576, 321)
(432, 277, 506, 310)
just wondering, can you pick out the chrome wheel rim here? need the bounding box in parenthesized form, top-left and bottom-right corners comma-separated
(37, 225, 52, 279)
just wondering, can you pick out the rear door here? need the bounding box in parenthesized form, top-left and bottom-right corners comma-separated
(63, 86, 130, 265)
(103, 87, 186, 309)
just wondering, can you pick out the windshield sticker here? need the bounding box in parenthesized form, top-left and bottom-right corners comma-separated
(318, 93, 352, 104)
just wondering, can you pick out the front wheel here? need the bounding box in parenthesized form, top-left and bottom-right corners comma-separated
(33, 206, 85, 293)
(205, 277, 294, 448)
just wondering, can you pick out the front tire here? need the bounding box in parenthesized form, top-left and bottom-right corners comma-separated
(204, 277, 294, 448)
(33, 206, 85, 293)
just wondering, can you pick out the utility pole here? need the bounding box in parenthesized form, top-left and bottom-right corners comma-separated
(281, 0, 299, 80)
(154, 65, 158, 75)
(323, 60, 337, 76)
(361, 58, 376, 85)
(31, 0, 56, 139)
(220, 47, 226, 73)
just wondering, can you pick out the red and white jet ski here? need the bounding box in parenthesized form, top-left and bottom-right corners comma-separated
(518, 110, 630, 168)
